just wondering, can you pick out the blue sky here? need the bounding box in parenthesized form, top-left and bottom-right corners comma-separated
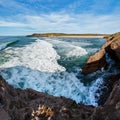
(0, 0, 120, 35)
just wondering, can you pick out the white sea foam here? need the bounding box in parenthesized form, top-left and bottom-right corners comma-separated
(66, 45, 87, 57)
(87, 77, 104, 106)
(0, 38, 104, 106)
(72, 41, 92, 46)
(44, 38, 88, 58)
(0, 39, 65, 72)
(0, 66, 102, 105)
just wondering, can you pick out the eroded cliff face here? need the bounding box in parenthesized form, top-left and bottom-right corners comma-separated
(82, 32, 120, 74)
(81, 32, 120, 120)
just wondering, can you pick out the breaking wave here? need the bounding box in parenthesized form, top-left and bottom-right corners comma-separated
(44, 38, 88, 58)
(0, 40, 18, 51)
(0, 39, 65, 72)
(0, 66, 104, 106)
(0, 37, 106, 106)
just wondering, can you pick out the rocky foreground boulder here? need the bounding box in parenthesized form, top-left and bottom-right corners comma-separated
(0, 74, 120, 120)
(0, 76, 94, 120)
(91, 77, 120, 120)
(82, 32, 120, 74)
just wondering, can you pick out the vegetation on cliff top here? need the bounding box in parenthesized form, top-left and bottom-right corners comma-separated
(27, 33, 108, 37)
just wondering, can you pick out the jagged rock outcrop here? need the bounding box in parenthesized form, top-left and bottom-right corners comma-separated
(105, 32, 120, 68)
(81, 32, 120, 119)
(91, 78, 120, 120)
(0, 73, 120, 120)
(0, 76, 94, 120)
(97, 74, 120, 106)
(82, 32, 120, 74)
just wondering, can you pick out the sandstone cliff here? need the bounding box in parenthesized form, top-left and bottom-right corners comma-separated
(82, 32, 120, 74)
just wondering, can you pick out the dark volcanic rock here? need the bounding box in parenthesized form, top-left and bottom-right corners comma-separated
(97, 74, 120, 106)
(0, 109, 11, 120)
(0, 73, 120, 120)
(91, 79, 120, 120)
(82, 32, 120, 119)
(82, 32, 120, 74)
(0, 76, 94, 120)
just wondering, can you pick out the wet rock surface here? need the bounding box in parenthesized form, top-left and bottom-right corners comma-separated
(0, 76, 94, 120)
(82, 32, 120, 120)
(91, 79, 120, 120)
(97, 74, 120, 106)
(0, 73, 120, 120)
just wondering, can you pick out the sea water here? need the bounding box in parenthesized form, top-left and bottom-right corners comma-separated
(0, 36, 112, 106)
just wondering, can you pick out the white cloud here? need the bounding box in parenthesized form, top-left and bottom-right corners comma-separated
(0, 0, 120, 35)
(23, 13, 120, 34)
(0, 13, 120, 34)
(0, 21, 26, 27)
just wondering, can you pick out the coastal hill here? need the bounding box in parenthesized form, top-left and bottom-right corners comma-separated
(26, 33, 108, 38)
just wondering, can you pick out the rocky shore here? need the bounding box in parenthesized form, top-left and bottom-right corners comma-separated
(0, 32, 120, 120)
(82, 32, 120, 74)
(0, 76, 94, 120)
(0, 74, 120, 120)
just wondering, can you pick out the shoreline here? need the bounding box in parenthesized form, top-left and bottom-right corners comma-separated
(55, 35, 105, 38)
(26, 33, 107, 38)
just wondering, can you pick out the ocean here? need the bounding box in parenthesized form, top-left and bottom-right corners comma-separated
(0, 36, 111, 106)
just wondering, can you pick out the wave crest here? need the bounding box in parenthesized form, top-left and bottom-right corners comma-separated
(1, 39, 65, 72)
(0, 40, 18, 51)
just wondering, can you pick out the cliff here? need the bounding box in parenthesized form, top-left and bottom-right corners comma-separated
(91, 75, 120, 120)
(0, 74, 120, 120)
(82, 32, 120, 74)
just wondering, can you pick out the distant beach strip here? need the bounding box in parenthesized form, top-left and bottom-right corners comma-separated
(56, 35, 104, 38)
(27, 33, 108, 38)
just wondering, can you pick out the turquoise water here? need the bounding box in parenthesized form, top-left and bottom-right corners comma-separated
(0, 36, 108, 106)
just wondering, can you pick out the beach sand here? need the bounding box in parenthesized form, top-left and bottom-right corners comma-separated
(56, 35, 104, 38)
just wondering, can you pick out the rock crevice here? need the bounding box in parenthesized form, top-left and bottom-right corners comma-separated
(82, 32, 120, 74)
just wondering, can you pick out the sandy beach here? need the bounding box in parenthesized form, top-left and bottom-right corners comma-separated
(56, 35, 105, 38)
